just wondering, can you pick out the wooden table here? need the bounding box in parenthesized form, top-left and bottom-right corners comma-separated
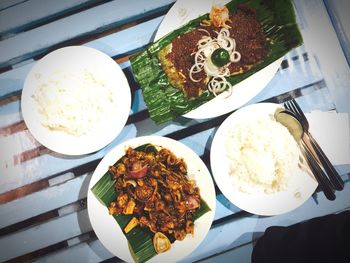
(0, 0, 349, 262)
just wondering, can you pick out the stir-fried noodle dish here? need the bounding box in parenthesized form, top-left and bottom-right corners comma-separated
(107, 144, 202, 253)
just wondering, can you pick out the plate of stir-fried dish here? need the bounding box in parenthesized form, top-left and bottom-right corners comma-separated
(130, 0, 302, 123)
(87, 136, 216, 263)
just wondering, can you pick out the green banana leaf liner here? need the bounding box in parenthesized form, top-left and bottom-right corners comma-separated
(91, 144, 211, 263)
(130, 0, 303, 124)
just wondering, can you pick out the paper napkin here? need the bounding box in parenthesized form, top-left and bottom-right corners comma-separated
(306, 111, 350, 165)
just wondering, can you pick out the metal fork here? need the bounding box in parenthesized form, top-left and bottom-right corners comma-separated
(284, 99, 344, 191)
(299, 140, 336, 200)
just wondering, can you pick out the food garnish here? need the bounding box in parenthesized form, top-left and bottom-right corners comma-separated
(153, 232, 171, 254)
(208, 5, 231, 28)
(124, 217, 139, 234)
(189, 27, 242, 96)
(211, 48, 231, 67)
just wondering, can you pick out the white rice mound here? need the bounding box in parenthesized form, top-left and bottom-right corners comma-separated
(32, 69, 118, 137)
(225, 114, 301, 194)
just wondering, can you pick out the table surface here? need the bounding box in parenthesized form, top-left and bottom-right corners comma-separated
(0, 0, 349, 262)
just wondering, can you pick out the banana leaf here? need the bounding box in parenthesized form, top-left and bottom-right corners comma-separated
(91, 144, 211, 263)
(130, 0, 303, 124)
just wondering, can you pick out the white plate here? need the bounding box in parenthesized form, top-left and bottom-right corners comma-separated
(87, 136, 216, 263)
(210, 103, 318, 216)
(21, 46, 131, 155)
(155, 0, 282, 119)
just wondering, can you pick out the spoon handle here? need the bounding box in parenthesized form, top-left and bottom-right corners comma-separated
(301, 142, 336, 201)
(307, 133, 344, 191)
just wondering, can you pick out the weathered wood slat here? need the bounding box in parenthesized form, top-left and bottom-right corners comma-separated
(0, 0, 26, 11)
(0, 119, 210, 194)
(0, 179, 237, 261)
(0, 173, 89, 229)
(0, 209, 91, 262)
(0, 80, 340, 195)
(0, 16, 163, 101)
(0, 62, 32, 100)
(84, 16, 164, 60)
(293, 0, 350, 114)
(0, 43, 315, 120)
(0, 0, 99, 36)
(0, 48, 322, 133)
(0, 101, 22, 126)
(0, 129, 39, 165)
(0, 0, 174, 68)
(0, 1, 349, 262)
(323, 0, 350, 65)
(182, 184, 350, 263)
(0, 158, 236, 230)
(33, 238, 116, 263)
(5, 179, 348, 263)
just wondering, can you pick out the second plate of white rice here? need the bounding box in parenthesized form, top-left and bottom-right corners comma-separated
(210, 102, 318, 215)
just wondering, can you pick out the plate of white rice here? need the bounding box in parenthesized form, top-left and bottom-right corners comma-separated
(210, 103, 318, 215)
(21, 46, 131, 155)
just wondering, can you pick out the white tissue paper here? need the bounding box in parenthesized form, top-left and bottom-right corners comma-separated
(306, 111, 350, 165)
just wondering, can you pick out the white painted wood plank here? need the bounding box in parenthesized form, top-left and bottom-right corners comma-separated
(293, 0, 350, 115)
(0, 0, 90, 35)
(0, 173, 90, 229)
(0, 0, 174, 67)
(7, 180, 349, 263)
(0, 119, 204, 194)
(84, 16, 164, 58)
(0, 190, 233, 262)
(0, 1, 348, 262)
(0, 151, 234, 228)
(250, 51, 324, 104)
(0, 129, 40, 169)
(200, 242, 253, 263)
(0, 61, 33, 99)
(0, 209, 92, 262)
(0, 0, 26, 11)
(0, 16, 163, 99)
(324, 0, 350, 64)
(33, 239, 115, 263)
(181, 182, 350, 263)
(31, 204, 234, 263)
(1, 82, 348, 195)
(0, 100, 22, 126)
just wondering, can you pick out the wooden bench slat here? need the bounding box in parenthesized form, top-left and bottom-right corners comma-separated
(184, 185, 350, 263)
(0, 0, 96, 36)
(0, 62, 33, 100)
(0, 46, 320, 128)
(0, 79, 341, 195)
(0, 173, 89, 229)
(32, 238, 115, 263)
(0, 1, 349, 263)
(0, 209, 91, 262)
(0, 101, 22, 126)
(0, 0, 26, 12)
(3, 180, 348, 262)
(0, 119, 211, 194)
(0, 16, 163, 101)
(0, 0, 174, 68)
